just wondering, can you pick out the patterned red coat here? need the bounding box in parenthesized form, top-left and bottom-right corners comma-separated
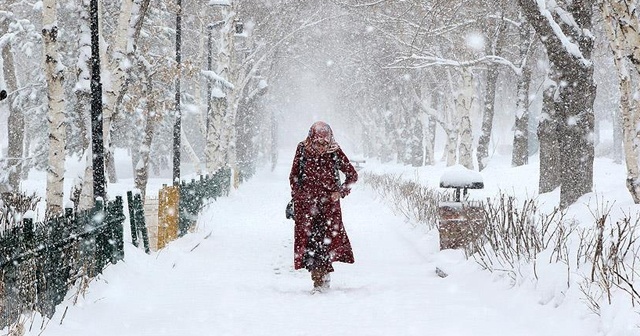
(289, 141, 358, 270)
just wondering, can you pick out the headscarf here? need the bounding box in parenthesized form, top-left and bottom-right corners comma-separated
(304, 121, 340, 156)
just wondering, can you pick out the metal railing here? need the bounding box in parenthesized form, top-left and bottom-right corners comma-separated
(0, 197, 125, 327)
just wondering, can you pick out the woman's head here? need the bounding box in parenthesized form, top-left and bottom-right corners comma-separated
(306, 121, 337, 154)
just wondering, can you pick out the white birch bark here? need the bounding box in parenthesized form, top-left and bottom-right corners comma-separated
(43, 0, 66, 217)
(602, 1, 640, 203)
(205, 3, 236, 176)
(75, 0, 95, 211)
(457, 69, 475, 170)
(181, 128, 201, 172)
(78, 149, 94, 211)
(444, 69, 459, 167)
(205, 97, 227, 173)
(101, 0, 135, 183)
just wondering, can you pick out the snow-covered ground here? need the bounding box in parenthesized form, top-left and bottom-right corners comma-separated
(10, 146, 640, 335)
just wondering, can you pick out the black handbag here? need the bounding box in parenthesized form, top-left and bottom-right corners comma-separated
(285, 199, 295, 219)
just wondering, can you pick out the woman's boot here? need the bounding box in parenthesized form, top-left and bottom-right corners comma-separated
(311, 269, 324, 290)
(321, 272, 331, 290)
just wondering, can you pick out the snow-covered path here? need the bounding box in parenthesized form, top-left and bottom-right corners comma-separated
(27, 161, 599, 336)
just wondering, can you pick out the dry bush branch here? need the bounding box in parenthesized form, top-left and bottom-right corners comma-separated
(362, 171, 640, 319)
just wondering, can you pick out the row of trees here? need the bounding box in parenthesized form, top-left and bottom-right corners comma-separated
(0, 0, 319, 217)
(284, 0, 638, 208)
(1, 0, 640, 212)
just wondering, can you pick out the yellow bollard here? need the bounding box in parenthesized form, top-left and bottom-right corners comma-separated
(158, 185, 180, 249)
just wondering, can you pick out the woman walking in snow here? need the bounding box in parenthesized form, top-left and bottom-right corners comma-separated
(289, 121, 358, 293)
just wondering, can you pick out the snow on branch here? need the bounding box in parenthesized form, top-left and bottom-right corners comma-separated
(388, 54, 521, 75)
(536, 0, 590, 66)
(202, 70, 235, 90)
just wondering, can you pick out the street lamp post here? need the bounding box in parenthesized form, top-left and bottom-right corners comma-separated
(173, 0, 182, 185)
(90, 0, 106, 201)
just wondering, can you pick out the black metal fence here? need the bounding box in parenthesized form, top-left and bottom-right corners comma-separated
(178, 168, 231, 236)
(0, 168, 231, 327)
(0, 197, 125, 328)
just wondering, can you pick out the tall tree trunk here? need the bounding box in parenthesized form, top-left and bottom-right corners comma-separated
(103, 0, 135, 184)
(602, 1, 640, 202)
(477, 21, 506, 171)
(205, 4, 236, 175)
(78, 149, 94, 211)
(134, 96, 156, 201)
(76, 0, 95, 211)
(538, 77, 561, 193)
(205, 97, 227, 172)
(442, 69, 459, 166)
(43, 0, 67, 217)
(423, 89, 440, 166)
(457, 69, 474, 170)
(409, 103, 424, 167)
(476, 65, 499, 171)
(519, 0, 596, 208)
(2, 21, 23, 192)
(181, 128, 201, 173)
(424, 114, 436, 166)
(444, 126, 458, 167)
(512, 20, 532, 167)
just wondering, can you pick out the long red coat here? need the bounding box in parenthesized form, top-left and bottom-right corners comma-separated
(289, 141, 358, 271)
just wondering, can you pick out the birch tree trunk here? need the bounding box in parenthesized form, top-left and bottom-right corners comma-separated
(206, 97, 227, 172)
(601, 1, 640, 202)
(607, 1, 640, 67)
(457, 69, 474, 170)
(134, 67, 157, 201)
(2, 18, 23, 192)
(101, 0, 135, 184)
(408, 103, 424, 167)
(442, 69, 459, 166)
(423, 88, 442, 166)
(424, 114, 436, 166)
(43, 0, 66, 217)
(76, 0, 95, 211)
(205, 4, 236, 176)
(181, 128, 201, 173)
